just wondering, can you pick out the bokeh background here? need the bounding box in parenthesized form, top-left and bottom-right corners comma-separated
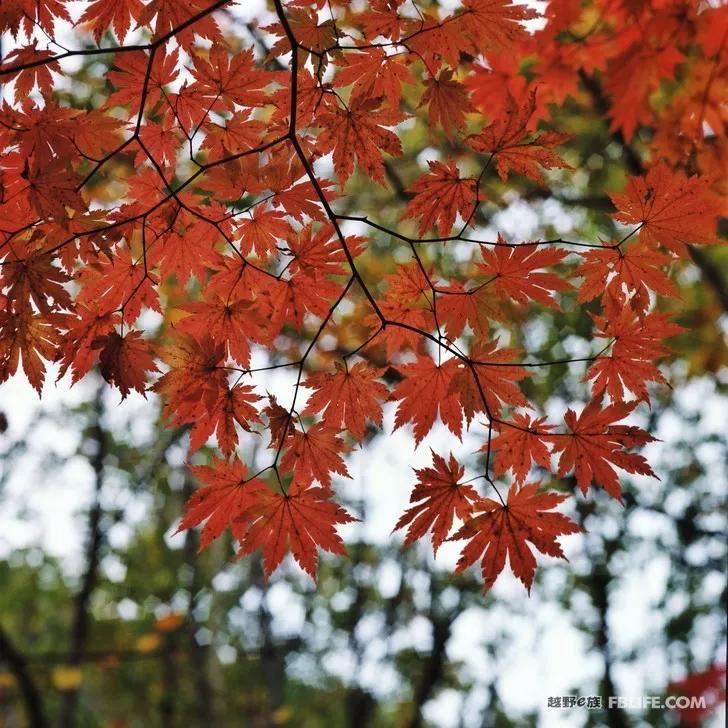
(1, 1, 726, 727)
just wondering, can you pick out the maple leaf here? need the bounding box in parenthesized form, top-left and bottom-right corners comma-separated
(93, 330, 158, 399)
(333, 49, 414, 109)
(187, 383, 262, 457)
(392, 356, 463, 445)
(436, 281, 497, 340)
(586, 309, 684, 402)
(302, 362, 388, 441)
(76, 246, 159, 324)
(156, 220, 221, 285)
(458, 0, 539, 53)
(0, 0, 70, 37)
(0, 252, 72, 315)
(237, 206, 292, 259)
(316, 96, 405, 184)
(478, 238, 571, 308)
(418, 69, 473, 134)
(609, 163, 724, 253)
(551, 399, 656, 500)
(177, 294, 271, 368)
(280, 423, 351, 490)
(1, 43, 60, 103)
(77, 0, 144, 43)
(468, 91, 571, 183)
(0, 309, 65, 393)
(25, 161, 85, 221)
(106, 49, 179, 114)
(490, 413, 554, 484)
(452, 483, 581, 592)
(285, 224, 352, 279)
(189, 47, 275, 112)
(152, 333, 229, 439)
(235, 480, 357, 579)
(56, 306, 119, 385)
(200, 111, 267, 161)
(576, 241, 677, 313)
(263, 394, 294, 450)
(178, 458, 261, 550)
(136, 0, 222, 50)
(402, 161, 479, 236)
(403, 11, 467, 70)
(394, 450, 479, 554)
(450, 341, 529, 422)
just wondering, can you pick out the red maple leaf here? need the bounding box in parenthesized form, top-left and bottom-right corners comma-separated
(394, 450, 479, 554)
(468, 90, 571, 183)
(235, 480, 357, 580)
(609, 163, 724, 253)
(77, 0, 144, 43)
(302, 362, 388, 441)
(392, 356, 463, 445)
(478, 237, 571, 308)
(402, 160, 479, 236)
(576, 241, 677, 313)
(280, 423, 351, 490)
(418, 69, 474, 134)
(586, 309, 685, 402)
(333, 49, 414, 109)
(551, 398, 656, 500)
(0, 309, 65, 393)
(178, 458, 262, 550)
(93, 329, 158, 399)
(316, 96, 405, 184)
(452, 483, 581, 592)
(490, 413, 555, 484)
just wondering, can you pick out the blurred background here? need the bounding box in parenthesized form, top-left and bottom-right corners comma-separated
(1, 1, 727, 726)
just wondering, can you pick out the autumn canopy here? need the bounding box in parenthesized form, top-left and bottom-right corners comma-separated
(0, 0, 725, 591)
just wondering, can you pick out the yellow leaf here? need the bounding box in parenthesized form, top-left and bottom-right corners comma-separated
(135, 634, 161, 653)
(272, 706, 293, 724)
(51, 665, 82, 691)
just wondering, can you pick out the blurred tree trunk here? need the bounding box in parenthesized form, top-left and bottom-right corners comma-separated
(57, 387, 107, 728)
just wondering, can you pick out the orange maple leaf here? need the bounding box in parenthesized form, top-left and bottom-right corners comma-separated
(586, 309, 685, 402)
(316, 96, 405, 184)
(93, 329, 158, 399)
(478, 237, 571, 308)
(418, 69, 474, 134)
(0, 309, 65, 393)
(551, 399, 656, 500)
(235, 481, 357, 579)
(394, 450, 479, 554)
(450, 341, 529, 422)
(468, 90, 571, 183)
(77, 0, 143, 43)
(609, 163, 724, 253)
(187, 383, 262, 456)
(576, 241, 677, 314)
(490, 413, 555, 484)
(452, 483, 581, 592)
(333, 48, 414, 109)
(178, 458, 261, 551)
(302, 362, 388, 441)
(280, 423, 351, 489)
(402, 160, 479, 236)
(392, 356, 463, 445)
